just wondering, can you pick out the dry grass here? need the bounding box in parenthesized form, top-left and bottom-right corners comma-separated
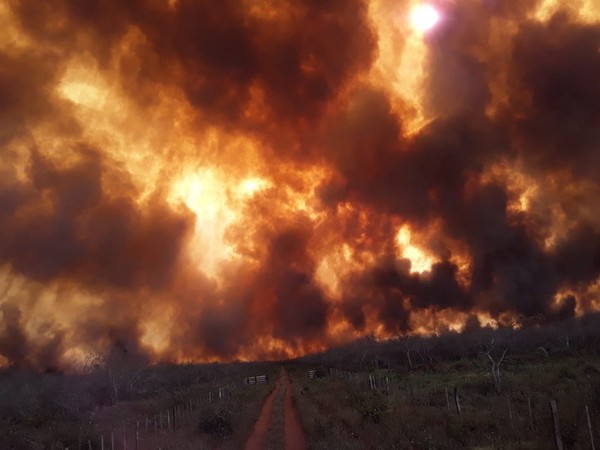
(0, 361, 276, 449)
(287, 315, 600, 449)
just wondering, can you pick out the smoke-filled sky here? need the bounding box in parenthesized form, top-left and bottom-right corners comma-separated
(0, 0, 599, 369)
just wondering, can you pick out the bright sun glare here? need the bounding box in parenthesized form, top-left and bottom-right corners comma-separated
(410, 4, 441, 33)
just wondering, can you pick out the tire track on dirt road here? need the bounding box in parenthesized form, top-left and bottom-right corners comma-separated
(244, 374, 281, 450)
(244, 369, 306, 450)
(284, 371, 307, 450)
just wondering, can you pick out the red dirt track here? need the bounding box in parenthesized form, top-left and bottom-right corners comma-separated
(245, 370, 307, 450)
(244, 376, 280, 450)
(284, 371, 307, 450)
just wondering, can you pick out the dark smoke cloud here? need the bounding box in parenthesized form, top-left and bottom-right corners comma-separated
(510, 13, 600, 177)
(13, 0, 374, 131)
(319, 7, 599, 328)
(553, 224, 600, 287)
(339, 255, 471, 334)
(0, 51, 66, 145)
(0, 0, 599, 367)
(0, 147, 193, 290)
(0, 304, 65, 368)
(267, 227, 329, 340)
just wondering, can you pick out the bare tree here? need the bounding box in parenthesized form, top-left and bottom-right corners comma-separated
(538, 346, 550, 358)
(405, 343, 413, 369)
(482, 339, 508, 392)
(417, 341, 434, 365)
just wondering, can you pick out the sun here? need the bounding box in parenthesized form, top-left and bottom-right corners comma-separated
(410, 4, 441, 33)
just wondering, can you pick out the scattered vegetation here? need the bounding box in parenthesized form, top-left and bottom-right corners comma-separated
(289, 314, 600, 449)
(0, 361, 275, 449)
(2, 314, 599, 449)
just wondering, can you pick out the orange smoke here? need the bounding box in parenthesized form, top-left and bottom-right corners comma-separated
(0, 0, 599, 369)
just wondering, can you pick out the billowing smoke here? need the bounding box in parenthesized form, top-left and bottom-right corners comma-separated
(0, 0, 599, 369)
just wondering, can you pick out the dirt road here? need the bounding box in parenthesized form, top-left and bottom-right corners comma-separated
(283, 371, 307, 450)
(245, 370, 307, 450)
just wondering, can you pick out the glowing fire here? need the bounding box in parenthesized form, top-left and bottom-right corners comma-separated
(410, 4, 441, 33)
(395, 226, 436, 274)
(0, 0, 598, 369)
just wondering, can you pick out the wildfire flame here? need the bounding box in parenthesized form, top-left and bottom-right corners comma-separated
(0, 0, 598, 369)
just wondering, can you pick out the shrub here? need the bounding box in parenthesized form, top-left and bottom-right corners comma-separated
(198, 408, 233, 438)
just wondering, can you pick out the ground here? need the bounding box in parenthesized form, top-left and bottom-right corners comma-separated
(1, 316, 600, 449)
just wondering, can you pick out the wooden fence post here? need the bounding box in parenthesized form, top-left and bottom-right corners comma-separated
(549, 400, 563, 450)
(586, 405, 596, 450)
(88, 439, 92, 450)
(528, 397, 534, 431)
(445, 387, 450, 410)
(507, 396, 513, 428)
(100, 435, 104, 450)
(453, 387, 461, 416)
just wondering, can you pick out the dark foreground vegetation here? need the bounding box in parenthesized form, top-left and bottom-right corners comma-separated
(1, 313, 600, 449)
(289, 313, 600, 449)
(0, 360, 276, 449)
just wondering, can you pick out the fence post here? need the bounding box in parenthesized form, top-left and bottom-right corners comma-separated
(445, 387, 450, 410)
(453, 387, 462, 416)
(528, 397, 534, 431)
(135, 421, 139, 450)
(549, 400, 563, 450)
(100, 435, 104, 450)
(586, 405, 596, 450)
(88, 439, 92, 450)
(507, 396, 513, 428)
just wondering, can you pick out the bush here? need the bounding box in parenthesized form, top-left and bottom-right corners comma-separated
(198, 408, 233, 438)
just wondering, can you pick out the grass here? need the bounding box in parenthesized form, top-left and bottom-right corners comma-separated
(2, 314, 599, 448)
(288, 348, 600, 449)
(0, 361, 276, 449)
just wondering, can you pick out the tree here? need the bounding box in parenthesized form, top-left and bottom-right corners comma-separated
(482, 339, 508, 392)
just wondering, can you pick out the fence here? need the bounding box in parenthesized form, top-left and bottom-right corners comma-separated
(69, 379, 251, 450)
(307, 367, 597, 449)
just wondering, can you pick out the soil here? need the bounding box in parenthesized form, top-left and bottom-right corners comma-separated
(244, 370, 307, 450)
(284, 371, 307, 450)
